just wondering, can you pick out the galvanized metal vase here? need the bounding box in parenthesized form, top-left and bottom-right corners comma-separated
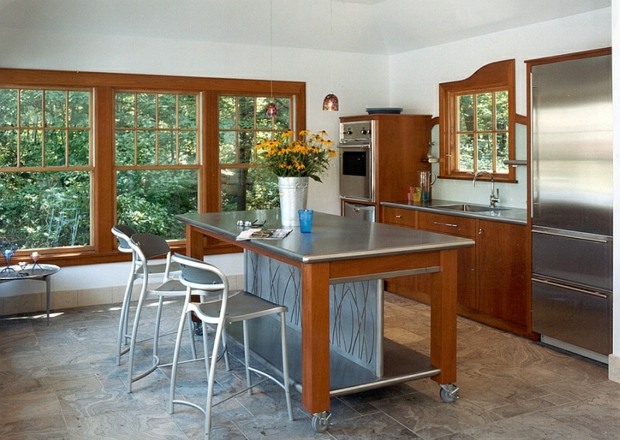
(278, 176, 309, 227)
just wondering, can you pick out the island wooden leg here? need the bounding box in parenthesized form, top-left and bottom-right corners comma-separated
(185, 225, 204, 259)
(300, 262, 331, 414)
(429, 249, 458, 384)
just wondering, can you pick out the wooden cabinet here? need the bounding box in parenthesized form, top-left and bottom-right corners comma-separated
(382, 206, 529, 336)
(475, 219, 528, 330)
(382, 206, 417, 227)
(340, 114, 432, 218)
(416, 212, 477, 310)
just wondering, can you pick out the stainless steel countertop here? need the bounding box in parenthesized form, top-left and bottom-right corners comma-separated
(381, 199, 527, 225)
(177, 210, 474, 264)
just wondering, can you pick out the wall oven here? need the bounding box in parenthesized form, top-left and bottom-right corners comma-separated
(339, 121, 375, 202)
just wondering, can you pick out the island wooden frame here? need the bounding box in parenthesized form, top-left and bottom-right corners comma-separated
(182, 220, 459, 415)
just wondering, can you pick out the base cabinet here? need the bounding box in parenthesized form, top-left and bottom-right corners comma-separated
(382, 207, 529, 336)
(475, 219, 527, 330)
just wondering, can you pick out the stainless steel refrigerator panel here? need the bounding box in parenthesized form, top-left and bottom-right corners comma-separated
(532, 228, 612, 291)
(532, 278, 611, 355)
(531, 54, 612, 236)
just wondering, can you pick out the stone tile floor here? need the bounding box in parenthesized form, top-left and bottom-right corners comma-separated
(1, 292, 620, 439)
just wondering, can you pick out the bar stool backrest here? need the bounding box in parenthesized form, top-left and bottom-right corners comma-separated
(172, 253, 229, 320)
(112, 224, 137, 254)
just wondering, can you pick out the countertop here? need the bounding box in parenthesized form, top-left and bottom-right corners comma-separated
(381, 199, 527, 225)
(177, 210, 474, 264)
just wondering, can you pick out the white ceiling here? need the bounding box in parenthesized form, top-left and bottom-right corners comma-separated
(0, 0, 611, 55)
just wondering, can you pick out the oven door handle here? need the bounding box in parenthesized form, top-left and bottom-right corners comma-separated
(338, 144, 371, 149)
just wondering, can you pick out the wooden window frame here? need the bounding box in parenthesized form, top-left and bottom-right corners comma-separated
(439, 59, 517, 182)
(0, 68, 306, 266)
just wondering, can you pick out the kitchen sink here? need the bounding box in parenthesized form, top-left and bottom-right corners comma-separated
(436, 204, 509, 212)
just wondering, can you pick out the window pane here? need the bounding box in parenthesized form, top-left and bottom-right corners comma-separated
(0, 89, 18, 126)
(496, 133, 509, 172)
(219, 96, 236, 129)
(136, 130, 156, 165)
(158, 94, 176, 128)
(158, 130, 175, 165)
(0, 129, 18, 167)
(458, 95, 474, 131)
(457, 133, 473, 171)
(116, 169, 198, 239)
(239, 131, 254, 164)
(115, 91, 198, 166)
(44, 129, 66, 166)
(219, 131, 236, 164)
(0, 171, 91, 248)
(115, 130, 135, 165)
(68, 91, 90, 128)
(115, 93, 135, 128)
(495, 91, 508, 130)
(68, 130, 90, 166)
(137, 93, 156, 128)
(20, 129, 43, 166)
(238, 97, 255, 129)
(221, 167, 278, 212)
(477, 133, 493, 171)
(476, 92, 493, 131)
(179, 131, 197, 164)
(45, 90, 66, 127)
(178, 95, 197, 129)
(20, 90, 43, 127)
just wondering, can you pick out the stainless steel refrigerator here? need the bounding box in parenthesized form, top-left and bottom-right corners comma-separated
(531, 52, 612, 363)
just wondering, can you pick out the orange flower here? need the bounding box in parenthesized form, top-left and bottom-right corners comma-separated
(256, 129, 337, 182)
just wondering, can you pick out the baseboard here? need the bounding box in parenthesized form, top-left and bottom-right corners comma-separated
(0, 274, 245, 318)
(609, 354, 620, 383)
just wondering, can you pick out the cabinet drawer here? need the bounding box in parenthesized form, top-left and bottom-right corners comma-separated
(418, 212, 475, 237)
(382, 207, 416, 227)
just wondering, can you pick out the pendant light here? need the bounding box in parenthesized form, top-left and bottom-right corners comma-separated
(322, 0, 339, 111)
(265, 0, 278, 117)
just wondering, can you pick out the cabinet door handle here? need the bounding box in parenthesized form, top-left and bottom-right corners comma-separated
(478, 228, 483, 236)
(395, 215, 402, 219)
(432, 221, 458, 228)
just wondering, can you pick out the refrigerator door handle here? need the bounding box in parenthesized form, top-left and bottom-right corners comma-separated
(532, 277, 608, 299)
(532, 228, 609, 244)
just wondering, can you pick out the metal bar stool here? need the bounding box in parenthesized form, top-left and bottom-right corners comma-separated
(119, 232, 197, 392)
(168, 253, 293, 439)
(112, 226, 188, 367)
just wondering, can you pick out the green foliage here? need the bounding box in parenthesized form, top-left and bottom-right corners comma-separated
(457, 90, 509, 172)
(219, 95, 293, 212)
(0, 171, 90, 249)
(116, 170, 197, 240)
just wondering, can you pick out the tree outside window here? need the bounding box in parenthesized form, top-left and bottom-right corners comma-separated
(455, 90, 508, 173)
(0, 68, 306, 263)
(0, 88, 92, 250)
(114, 92, 199, 240)
(219, 95, 293, 212)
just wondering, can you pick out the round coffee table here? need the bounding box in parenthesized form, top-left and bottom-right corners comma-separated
(0, 264, 61, 324)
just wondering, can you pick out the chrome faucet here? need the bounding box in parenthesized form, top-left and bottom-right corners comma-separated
(473, 171, 500, 207)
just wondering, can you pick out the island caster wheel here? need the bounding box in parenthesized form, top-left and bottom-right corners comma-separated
(439, 384, 459, 403)
(311, 411, 331, 433)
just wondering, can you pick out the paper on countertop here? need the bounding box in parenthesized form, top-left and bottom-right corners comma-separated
(236, 228, 293, 241)
(236, 228, 262, 241)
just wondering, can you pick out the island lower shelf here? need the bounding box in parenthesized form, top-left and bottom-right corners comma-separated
(231, 316, 440, 397)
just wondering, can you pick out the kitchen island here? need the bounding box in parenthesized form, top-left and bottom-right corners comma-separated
(177, 210, 474, 430)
